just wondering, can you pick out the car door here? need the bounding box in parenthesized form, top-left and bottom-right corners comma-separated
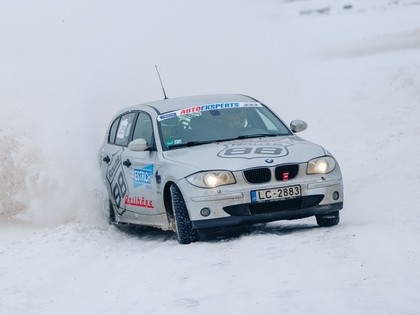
(120, 112, 161, 217)
(101, 112, 137, 216)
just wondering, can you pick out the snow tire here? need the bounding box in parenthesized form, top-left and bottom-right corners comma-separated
(170, 184, 199, 244)
(316, 211, 340, 227)
(108, 200, 117, 225)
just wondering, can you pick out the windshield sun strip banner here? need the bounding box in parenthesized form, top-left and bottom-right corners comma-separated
(157, 102, 262, 121)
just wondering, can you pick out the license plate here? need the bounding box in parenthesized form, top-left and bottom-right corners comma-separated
(251, 185, 301, 203)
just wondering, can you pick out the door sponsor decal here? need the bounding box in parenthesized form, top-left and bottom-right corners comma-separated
(217, 144, 290, 160)
(124, 195, 154, 208)
(133, 164, 154, 188)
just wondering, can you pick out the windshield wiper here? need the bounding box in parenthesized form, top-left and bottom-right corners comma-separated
(168, 140, 214, 149)
(237, 133, 279, 139)
(219, 134, 280, 142)
(168, 134, 281, 149)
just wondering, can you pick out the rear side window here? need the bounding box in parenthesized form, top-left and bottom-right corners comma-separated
(108, 118, 120, 144)
(114, 112, 136, 146)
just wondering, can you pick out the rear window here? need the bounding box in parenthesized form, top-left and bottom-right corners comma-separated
(108, 118, 120, 144)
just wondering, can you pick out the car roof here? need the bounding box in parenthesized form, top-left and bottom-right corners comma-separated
(127, 94, 260, 115)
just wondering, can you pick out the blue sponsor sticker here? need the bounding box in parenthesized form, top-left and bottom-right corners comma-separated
(134, 165, 154, 188)
(158, 112, 177, 120)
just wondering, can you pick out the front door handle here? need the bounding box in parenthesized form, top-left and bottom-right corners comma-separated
(123, 159, 132, 168)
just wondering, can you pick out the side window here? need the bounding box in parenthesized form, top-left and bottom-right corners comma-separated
(108, 117, 120, 144)
(133, 112, 154, 149)
(115, 112, 137, 146)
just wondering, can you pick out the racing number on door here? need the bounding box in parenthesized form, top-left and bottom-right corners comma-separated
(113, 171, 127, 208)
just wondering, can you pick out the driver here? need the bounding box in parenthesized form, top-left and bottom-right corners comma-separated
(161, 118, 181, 146)
(222, 109, 248, 131)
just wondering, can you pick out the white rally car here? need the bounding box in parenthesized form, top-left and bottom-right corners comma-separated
(99, 94, 343, 244)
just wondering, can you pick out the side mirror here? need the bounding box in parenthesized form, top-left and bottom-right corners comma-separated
(290, 120, 308, 133)
(128, 138, 149, 151)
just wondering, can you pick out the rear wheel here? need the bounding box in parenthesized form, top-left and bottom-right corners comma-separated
(316, 211, 340, 227)
(108, 200, 118, 225)
(170, 184, 199, 244)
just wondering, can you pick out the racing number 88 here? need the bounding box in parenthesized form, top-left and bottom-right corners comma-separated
(113, 172, 127, 208)
(224, 147, 282, 156)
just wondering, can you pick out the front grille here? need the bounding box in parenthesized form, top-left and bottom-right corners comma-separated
(243, 168, 271, 184)
(275, 164, 299, 181)
(223, 195, 324, 216)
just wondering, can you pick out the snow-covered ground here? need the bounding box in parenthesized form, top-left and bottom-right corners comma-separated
(1, 0, 420, 314)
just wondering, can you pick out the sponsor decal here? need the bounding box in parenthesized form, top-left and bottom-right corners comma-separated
(124, 195, 154, 208)
(157, 102, 262, 121)
(134, 164, 154, 188)
(218, 144, 290, 159)
(166, 139, 182, 146)
(180, 102, 239, 115)
(158, 112, 177, 120)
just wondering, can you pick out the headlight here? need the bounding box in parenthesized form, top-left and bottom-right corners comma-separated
(186, 171, 236, 188)
(307, 156, 336, 174)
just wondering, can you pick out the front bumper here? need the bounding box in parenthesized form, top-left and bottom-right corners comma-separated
(178, 166, 344, 229)
(192, 202, 343, 229)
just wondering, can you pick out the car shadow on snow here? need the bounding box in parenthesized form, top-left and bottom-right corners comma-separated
(199, 221, 319, 243)
(113, 224, 176, 242)
(112, 220, 321, 244)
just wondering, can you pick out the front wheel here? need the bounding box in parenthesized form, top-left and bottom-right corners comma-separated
(170, 184, 199, 244)
(316, 211, 340, 227)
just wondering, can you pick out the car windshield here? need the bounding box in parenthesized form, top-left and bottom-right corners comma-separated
(158, 103, 292, 150)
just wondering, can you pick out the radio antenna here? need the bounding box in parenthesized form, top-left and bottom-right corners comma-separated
(155, 65, 168, 100)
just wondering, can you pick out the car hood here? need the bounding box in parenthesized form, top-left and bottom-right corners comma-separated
(162, 136, 327, 171)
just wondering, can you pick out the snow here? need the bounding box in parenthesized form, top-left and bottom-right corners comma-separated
(1, 0, 420, 314)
